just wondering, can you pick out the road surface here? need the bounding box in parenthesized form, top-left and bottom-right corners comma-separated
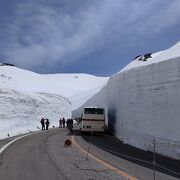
(79, 132, 180, 180)
(0, 129, 126, 180)
(0, 128, 179, 180)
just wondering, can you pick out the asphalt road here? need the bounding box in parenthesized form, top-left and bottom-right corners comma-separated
(0, 129, 126, 180)
(80, 132, 180, 180)
(0, 129, 68, 180)
(0, 128, 180, 180)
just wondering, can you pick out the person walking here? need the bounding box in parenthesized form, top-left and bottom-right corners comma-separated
(59, 118, 62, 128)
(40, 117, 45, 130)
(69, 119, 73, 132)
(45, 119, 50, 130)
(66, 119, 70, 129)
(62, 117, 65, 128)
(66, 119, 73, 133)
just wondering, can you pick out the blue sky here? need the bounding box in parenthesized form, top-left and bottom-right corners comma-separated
(0, 0, 180, 76)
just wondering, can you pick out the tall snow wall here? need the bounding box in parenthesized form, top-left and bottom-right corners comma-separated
(73, 57, 180, 160)
(107, 57, 180, 160)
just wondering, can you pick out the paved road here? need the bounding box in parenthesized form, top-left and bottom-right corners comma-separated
(0, 129, 126, 180)
(79, 132, 180, 180)
(0, 129, 68, 180)
(0, 128, 180, 180)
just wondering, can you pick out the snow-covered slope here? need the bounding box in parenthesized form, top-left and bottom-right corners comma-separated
(0, 88, 71, 138)
(0, 66, 108, 109)
(72, 85, 108, 123)
(73, 41, 180, 160)
(119, 41, 180, 73)
(0, 66, 108, 139)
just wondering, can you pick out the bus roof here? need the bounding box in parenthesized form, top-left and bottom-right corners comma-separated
(84, 107, 104, 109)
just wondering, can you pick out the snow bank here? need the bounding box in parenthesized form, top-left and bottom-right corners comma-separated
(108, 56, 180, 159)
(119, 41, 180, 73)
(0, 66, 108, 109)
(0, 88, 71, 139)
(0, 66, 108, 138)
(73, 41, 180, 160)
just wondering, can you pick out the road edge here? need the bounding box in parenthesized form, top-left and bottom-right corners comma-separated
(0, 131, 41, 155)
(71, 135, 138, 180)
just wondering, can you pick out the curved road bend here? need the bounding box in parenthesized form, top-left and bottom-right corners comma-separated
(0, 129, 129, 180)
(1, 128, 179, 180)
(0, 129, 67, 180)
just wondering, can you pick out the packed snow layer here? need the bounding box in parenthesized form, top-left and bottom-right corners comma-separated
(0, 66, 108, 138)
(119, 41, 180, 73)
(73, 42, 180, 160)
(0, 66, 108, 110)
(0, 88, 71, 139)
(108, 57, 180, 159)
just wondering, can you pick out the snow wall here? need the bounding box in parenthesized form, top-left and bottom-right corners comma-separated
(73, 57, 180, 160)
(108, 56, 180, 160)
(72, 85, 108, 124)
(0, 89, 71, 139)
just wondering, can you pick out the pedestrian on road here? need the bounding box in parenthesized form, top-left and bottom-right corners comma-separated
(69, 119, 73, 132)
(62, 117, 65, 128)
(66, 119, 73, 134)
(59, 118, 62, 128)
(66, 119, 70, 129)
(40, 118, 45, 130)
(45, 119, 50, 130)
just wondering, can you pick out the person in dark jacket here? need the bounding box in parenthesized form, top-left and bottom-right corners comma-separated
(62, 117, 65, 128)
(67, 119, 73, 132)
(45, 119, 50, 130)
(59, 118, 62, 128)
(40, 118, 45, 130)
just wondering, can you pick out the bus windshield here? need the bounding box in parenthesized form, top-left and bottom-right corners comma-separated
(84, 108, 104, 115)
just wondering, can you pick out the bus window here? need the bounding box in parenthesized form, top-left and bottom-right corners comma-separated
(84, 108, 104, 114)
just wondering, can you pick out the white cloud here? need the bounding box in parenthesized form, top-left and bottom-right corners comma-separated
(1, 0, 180, 71)
(3, 1, 104, 69)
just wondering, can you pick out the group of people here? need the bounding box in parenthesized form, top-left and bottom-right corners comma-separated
(66, 118, 74, 132)
(40, 118, 50, 130)
(40, 117, 73, 132)
(59, 118, 73, 131)
(59, 117, 66, 128)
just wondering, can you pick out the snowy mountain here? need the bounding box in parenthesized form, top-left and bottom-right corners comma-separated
(0, 66, 108, 138)
(118, 41, 180, 73)
(73, 41, 180, 160)
(0, 66, 108, 109)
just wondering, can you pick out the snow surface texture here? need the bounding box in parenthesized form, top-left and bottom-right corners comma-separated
(0, 66, 108, 110)
(72, 85, 108, 123)
(0, 88, 71, 138)
(73, 42, 180, 160)
(118, 41, 180, 73)
(108, 57, 180, 160)
(0, 66, 108, 139)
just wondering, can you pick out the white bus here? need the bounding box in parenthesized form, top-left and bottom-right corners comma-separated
(80, 107, 105, 132)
